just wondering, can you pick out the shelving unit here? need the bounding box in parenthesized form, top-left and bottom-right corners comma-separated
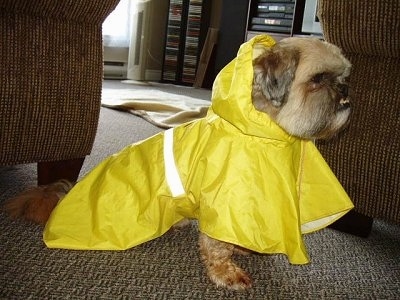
(245, 0, 311, 41)
(161, 0, 211, 85)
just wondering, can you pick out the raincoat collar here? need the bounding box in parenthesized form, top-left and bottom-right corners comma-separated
(208, 35, 296, 143)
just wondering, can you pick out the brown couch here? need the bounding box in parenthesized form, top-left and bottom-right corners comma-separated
(317, 0, 400, 232)
(0, 0, 120, 184)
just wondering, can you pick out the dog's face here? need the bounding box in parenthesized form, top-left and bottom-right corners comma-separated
(252, 37, 352, 139)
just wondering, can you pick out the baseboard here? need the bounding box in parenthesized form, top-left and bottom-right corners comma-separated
(145, 69, 161, 81)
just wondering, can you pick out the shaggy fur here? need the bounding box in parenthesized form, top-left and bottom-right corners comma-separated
(252, 37, 351, 139)
(4, 180, 73, 225)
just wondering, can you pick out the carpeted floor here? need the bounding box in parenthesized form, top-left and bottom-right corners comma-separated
(1, 80, 399, 299)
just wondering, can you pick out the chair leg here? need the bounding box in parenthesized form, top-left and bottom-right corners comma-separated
(37, 157, 85, 185)
(329, 210, 373, 238)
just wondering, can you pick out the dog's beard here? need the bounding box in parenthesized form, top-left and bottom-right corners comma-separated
(275, 87, 351, 139)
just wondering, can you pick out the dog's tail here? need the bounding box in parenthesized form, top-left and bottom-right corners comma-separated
(3, 179, 74, 225)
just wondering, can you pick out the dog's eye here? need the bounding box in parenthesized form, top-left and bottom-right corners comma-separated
(311, 73, 325, 84)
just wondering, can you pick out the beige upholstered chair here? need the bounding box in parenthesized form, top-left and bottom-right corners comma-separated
(317, 0, 400, 234)
(0, 0, 120, 184)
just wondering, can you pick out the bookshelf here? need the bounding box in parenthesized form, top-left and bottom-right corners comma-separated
(161, 0, 211, 85)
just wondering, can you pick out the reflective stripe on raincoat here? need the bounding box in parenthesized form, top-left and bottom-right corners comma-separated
(43, 35, 354, 265)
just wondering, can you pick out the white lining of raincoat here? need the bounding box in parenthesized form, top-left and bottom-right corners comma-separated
(301, 212, 344, 233)
(164, 128, 186, 197)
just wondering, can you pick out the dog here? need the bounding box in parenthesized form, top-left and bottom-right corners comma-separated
(4, 36, 353, 290)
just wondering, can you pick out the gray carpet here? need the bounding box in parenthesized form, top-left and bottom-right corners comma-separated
(1, 81, 399, 299)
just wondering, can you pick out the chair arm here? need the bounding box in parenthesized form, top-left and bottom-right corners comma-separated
(318, 0, 399, 57)
(0, 0, 120, 24)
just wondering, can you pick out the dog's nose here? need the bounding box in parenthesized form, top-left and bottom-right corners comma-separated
(338, 84, 348, 97)
(339, 98, 351, 110)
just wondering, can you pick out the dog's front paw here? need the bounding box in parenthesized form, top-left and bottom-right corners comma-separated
(199, 233, 252, 290)
(208, 261, 252, 290)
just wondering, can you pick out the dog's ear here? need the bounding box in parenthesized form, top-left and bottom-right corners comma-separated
(252, 45, 299, 111)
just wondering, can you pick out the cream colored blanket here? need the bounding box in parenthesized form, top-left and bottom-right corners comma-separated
(101, 88, 210, 128)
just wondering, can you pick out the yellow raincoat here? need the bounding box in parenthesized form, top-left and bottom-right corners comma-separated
(44, 35, 354, 264)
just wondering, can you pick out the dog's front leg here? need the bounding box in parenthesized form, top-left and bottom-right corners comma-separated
(198, 233, 252, 290)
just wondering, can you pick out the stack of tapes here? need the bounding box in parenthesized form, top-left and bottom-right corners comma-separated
(162, 0, 207, 85)
(162, 0, 185, 82)
(251, 0, 295, 34)
(182, 0, 203, 84)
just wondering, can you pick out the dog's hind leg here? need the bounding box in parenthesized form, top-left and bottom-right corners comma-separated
(199, 233, 252, 290)
(3, 179, 73, 225)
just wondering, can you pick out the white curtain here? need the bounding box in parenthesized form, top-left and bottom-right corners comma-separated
(103, 0, 160, 80)
(102, 0, 137, 48)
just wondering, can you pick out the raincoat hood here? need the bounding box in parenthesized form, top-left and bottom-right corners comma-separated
(209, 35, 293, 142)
